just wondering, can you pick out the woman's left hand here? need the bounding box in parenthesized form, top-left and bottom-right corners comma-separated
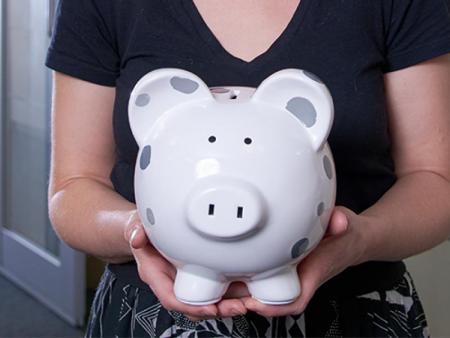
(242, 206, 369, 317)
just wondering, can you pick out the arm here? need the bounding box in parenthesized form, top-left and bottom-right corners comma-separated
(243, 54, 450, 317)
(48, 71, 248, 319)
(360, 54, 450, 261)
(48, 71, 136, 264)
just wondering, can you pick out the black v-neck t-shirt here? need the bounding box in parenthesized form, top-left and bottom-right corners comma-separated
(46, 0, 450, 298)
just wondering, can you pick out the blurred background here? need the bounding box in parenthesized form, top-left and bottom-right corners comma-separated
(0, 1, 449, 337)
(0, 1, 100, 337)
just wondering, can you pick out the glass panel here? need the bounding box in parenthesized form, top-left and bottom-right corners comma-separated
(3, 0, 59, 256)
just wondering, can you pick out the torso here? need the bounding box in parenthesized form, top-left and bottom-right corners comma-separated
(112, 0, 396, 211)
(107, 0, 406, 296)
(192, 0, 301, 62)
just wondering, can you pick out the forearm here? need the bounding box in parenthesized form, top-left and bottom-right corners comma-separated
(49, 177, 137, 264)
(359, 171, 450, 263)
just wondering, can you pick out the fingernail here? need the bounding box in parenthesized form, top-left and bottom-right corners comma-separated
(127, 223, 139, 239)
(130, 226, 139, 244)
(340, 213, 349, 228)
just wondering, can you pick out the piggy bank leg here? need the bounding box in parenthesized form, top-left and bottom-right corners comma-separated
(246, 265, 300, 304)
(173, 265, 228, 305)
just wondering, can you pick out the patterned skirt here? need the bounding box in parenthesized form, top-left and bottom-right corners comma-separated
(85, 268, 430, 338)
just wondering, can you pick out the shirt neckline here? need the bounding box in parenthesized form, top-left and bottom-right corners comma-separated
(182, 0, 312, 71)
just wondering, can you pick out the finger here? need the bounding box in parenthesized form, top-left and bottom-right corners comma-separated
(124, 210, 142, 240)
(130, 225, 150, 249)
(325, 208, 349, 236)
(133, 244, 177, 282)
(242, 295, 305, 318)
(216, 298, 247, 318)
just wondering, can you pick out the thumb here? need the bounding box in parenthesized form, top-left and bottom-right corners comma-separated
(129, 224, 150, 249)
(325, 206, 351, 236)
(124, 210, 150, 249)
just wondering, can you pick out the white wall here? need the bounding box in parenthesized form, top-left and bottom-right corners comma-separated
(406, 241, 450, 338)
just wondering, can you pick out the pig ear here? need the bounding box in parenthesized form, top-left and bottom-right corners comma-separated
(128, 68, 213, 146)
(251, 69, 334, 151)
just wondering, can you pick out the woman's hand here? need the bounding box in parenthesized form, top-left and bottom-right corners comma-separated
(242, 206, 368, 317)
(123, 210, 247, 321)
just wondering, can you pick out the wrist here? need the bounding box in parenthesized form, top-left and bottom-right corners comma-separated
(350, 213, 379, 266)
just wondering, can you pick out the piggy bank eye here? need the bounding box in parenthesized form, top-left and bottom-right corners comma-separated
(208, 136, 216, 143)
(244, 137, 252, 145)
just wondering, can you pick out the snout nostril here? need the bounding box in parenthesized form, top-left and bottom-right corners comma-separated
(237, 206, 244, 219)
(208, 204, 215, 216)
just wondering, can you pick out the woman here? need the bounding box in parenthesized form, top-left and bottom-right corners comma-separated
(46, 0, 450, 337)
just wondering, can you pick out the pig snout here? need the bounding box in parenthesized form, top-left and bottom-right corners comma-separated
(186, 178, 266, 240)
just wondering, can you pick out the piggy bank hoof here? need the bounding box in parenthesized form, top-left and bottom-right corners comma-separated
(246, 265, 301, 304)
(174, 267, 228, 305)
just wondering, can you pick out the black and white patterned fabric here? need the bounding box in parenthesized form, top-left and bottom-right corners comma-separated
(85, 270, 429, 338)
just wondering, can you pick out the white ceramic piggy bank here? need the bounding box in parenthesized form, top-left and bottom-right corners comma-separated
(129, 68, 336, 305)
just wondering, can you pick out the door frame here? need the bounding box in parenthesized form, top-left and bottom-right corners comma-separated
(0, 0, 86, 327)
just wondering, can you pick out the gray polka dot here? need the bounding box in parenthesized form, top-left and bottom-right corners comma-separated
(291, 238, 309, 259)
(286, 97, 317, 128)
(170, 76, 199, 94)
(317, 202, 325, 216)
(303, 70, 324, 84)
(140, 145, 152, 170)
(135, 93, 150, 107)
(146, 207, 155, 225)
(323, 155, 333, 179)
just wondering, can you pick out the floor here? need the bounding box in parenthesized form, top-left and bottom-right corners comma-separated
(0, 273, 85, 338)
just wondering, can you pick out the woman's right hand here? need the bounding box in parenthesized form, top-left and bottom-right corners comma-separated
(123, 210, 247, 321)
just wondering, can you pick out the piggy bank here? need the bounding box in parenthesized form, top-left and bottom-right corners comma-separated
(128, 68, 336, 305)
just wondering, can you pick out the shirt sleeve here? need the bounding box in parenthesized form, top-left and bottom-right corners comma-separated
(383, 0, 450, 73)
(45, 0, 119, 86)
